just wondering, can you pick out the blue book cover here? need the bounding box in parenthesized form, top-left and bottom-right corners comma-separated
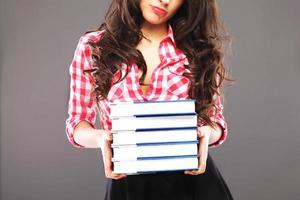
(110, 99, 197, 117)
(111, 140, 199, 161)
(113, 154, 199, 175)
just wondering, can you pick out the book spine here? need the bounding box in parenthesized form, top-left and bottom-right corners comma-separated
(111, 126, 198, 133)
(133, 112, 196, 118)
(113, 140, 198, 147)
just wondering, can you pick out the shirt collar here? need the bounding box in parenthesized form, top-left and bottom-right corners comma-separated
(165, 23, 176, 45)
(165, 24, 189, 61)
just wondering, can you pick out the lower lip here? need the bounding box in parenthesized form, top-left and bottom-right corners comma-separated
(151, 6, 167, 16)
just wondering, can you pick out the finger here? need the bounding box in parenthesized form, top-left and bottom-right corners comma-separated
(184, 143, 200, 175)
(102, 131, 127, 179)
(103, 140, 114, 175)
(107, 166, 128, 179)
(108, 173, 127, 179)
(103, 131, 113, 142)
(103, 138, 127, 179)
(107, 131, 113, 141)
(184, 142, 200, 175)
(111, 172, 128, 179)
(196, 135, 208, 174)
(185, 136, 208, 175)
(197, 127, 203, 138)
(184, 170, 197, 175)
(106, 173, 127, 179)
(184, 138, 201, 175)
(109, 162, 128, 179)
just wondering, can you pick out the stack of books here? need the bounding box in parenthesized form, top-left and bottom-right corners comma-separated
(109, 99, 199, 175)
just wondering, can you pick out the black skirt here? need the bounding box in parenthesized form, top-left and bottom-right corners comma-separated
(104, 153, 234, 200)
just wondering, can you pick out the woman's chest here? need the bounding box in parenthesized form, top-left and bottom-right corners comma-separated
(106, 54, 191, 103)
(137, 44, 161, 85)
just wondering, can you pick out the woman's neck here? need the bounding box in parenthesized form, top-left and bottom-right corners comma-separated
(140, 21, 168, 42)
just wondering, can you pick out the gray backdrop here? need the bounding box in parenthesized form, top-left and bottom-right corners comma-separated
(1, 0, 299, 199)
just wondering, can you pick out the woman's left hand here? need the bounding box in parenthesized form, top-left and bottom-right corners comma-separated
(184, 125, 212, 175)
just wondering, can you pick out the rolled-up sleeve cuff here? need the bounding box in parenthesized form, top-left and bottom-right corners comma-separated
(208, 121, 228, 148)
(65, 117, 97, 148)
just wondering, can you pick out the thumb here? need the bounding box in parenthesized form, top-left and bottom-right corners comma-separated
(197, 127, 204, 138)
(104, 131, 113, 142)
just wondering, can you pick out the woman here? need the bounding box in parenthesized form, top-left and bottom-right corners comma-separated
(66, 0, 234, 199)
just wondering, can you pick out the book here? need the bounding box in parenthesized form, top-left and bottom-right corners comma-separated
(110, 99, 199, 174)
(112, 155, 199, 175)
(112, 140, 198, 162)
(111, 127, 198, 146)
(111, 114, 197, 131)
(109, 99, 196, 117)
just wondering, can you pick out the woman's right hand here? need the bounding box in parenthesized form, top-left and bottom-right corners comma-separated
(98, 130, 128, 180)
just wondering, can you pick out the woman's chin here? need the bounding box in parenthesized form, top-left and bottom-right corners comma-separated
(143, 17, 166, 25)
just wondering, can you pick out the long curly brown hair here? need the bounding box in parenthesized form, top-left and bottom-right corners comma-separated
(83, 0, 235, 128)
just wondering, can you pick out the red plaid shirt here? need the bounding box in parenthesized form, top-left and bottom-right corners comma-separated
(66, 24, 228, 148)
